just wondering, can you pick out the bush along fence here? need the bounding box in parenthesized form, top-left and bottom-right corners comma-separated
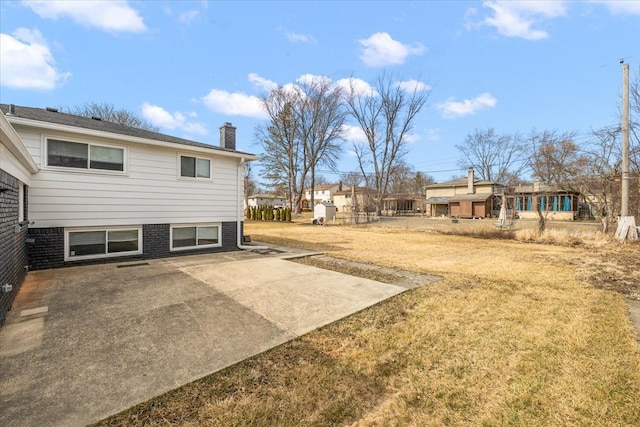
(246, 205, 292, 222)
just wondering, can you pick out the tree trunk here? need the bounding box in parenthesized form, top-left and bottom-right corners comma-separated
(536, 201, 546, 234)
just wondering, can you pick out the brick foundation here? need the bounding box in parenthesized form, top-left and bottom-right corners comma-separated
(27, 222, 241, 271)
(0, 170, 28, 327)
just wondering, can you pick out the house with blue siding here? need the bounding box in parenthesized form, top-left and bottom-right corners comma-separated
(0, 104, 256, 326)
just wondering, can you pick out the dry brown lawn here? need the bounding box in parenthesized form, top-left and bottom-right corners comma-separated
(96, 219, 640, 427)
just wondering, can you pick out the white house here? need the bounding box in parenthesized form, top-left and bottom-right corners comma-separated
(247, 193, 286, 208)
(0, 104, 256, 325)
(302, 183, 342, 208)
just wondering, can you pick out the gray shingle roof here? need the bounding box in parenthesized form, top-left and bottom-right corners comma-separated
(449, 193, 492, 202)
(425, 196, 450, 204)
(426, 177, 498, 188)
(0, 104, 253, 156)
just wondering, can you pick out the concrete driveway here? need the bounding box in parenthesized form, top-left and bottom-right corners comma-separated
(0, 246, 413, 427)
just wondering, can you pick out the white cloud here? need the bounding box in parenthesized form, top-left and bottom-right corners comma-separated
(141, 103, 208, 135)
(396, 79, 432, 92)
(178, 10, 201, 24)
(424, 128, 441, 142)
(278, 28, 317, 44)
(592, 1, 640, 15)
(201, 89, 267, 119)
(341, 124, 368, 143)
(22, 0, 147, 33)
(474, 1, 567, 40)
(336, 77, 376, 97)
(297, 73, 333, 86)
(248, 73, 277, 91)
(437, 92, 497, 118)
(358, 32, 426, 67)
(0, 28, 71, 90)
(403, 133, 421, 144)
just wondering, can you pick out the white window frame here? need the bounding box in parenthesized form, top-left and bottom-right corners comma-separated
(64, 226, 142, 261)
(170, 223, 221, 251)
(44, 137, 127, 175)
(177, 154, 212, 180)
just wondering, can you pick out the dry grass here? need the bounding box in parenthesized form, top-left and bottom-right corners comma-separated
(95, 220, 640, 427)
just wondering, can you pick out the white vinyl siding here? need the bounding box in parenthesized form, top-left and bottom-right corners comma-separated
(18, 133, 242, 227)
(65, 227, 142, 261)
(46, 138, 125, 173)
(170, 224, 221, 251)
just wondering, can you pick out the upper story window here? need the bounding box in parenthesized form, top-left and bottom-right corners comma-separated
(47, 139, 124, 172)
(180, 155, 211, 179)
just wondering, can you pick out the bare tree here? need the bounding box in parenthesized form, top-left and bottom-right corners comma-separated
(585, 126, 622, 231)
(523, 129, 587, 190)
(523, 129, 588, 233)
(293, 76, 346, 207)
(340, 171, 364, 189)
(256, 89, 302, 211)
(67, 102, 159, 131)
(257, 78, 346, 214)
(346, 73, 429, 215)
(455, 128, 523, 184)
(388, 161, 435, 194)
(243, 162, 259, 208)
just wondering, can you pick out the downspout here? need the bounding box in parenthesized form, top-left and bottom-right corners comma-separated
(237, 157, 267, 250)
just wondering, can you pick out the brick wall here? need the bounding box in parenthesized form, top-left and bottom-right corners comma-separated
(143, 224, 171, 259)
(143, 221, 239, 259)
(0, 169, 28, 327)
(27, 221, 241, 271)
(27, 227, 65, 270)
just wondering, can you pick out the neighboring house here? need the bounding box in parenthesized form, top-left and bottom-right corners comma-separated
(381, 193, 425, 216)
(303, 183, 343, 206)
(333, 187, 377, 213)
(0, 104, 256, 326)
(425, 169, 503, 218)
(507, 181, 580, 221)
(247, 193, 286, 208)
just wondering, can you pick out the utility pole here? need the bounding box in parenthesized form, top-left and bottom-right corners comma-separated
(614, 60, 637, 243)
(621, 61, 630, 216)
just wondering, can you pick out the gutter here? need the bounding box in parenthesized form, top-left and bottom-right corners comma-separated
(237, 157, 267, 250)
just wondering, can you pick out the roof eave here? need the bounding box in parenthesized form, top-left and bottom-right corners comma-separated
(6, 116, 257, 161)
(0, 112, 39, 173)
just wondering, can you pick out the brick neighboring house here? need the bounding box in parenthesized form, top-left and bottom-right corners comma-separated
(0, 104, 256, 327)
(425, 169, 503, 218)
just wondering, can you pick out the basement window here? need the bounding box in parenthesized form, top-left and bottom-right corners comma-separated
(66, 227, 142, 261)
(170, 224, 220, 251)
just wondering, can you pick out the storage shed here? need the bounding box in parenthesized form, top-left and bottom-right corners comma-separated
(314, 201, 337, 223)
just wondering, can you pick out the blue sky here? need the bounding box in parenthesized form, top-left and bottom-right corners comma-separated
(1, 0, 639, 183)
